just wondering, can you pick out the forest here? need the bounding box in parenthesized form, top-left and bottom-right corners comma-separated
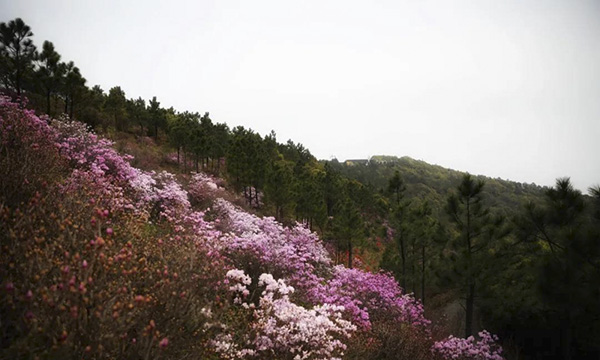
(1, 17, 599, 359)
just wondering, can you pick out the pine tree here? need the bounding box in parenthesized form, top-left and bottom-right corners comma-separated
(388, 171, 410, 290)
(0, 18, 36, 98)
(105, 86, 127, 131)
(445, 174, 506, 337)
(36, 41, 64, 115)
(516, 178, 600, 359)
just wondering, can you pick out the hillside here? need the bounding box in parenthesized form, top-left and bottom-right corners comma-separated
(329, 155, 546, 217)
(0, 97, 512, 359)
(2, 15, 599, 359)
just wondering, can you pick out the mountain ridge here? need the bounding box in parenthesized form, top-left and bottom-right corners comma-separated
(327, 154, 547, 217)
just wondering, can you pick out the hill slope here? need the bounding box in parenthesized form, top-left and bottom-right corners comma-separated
(329, 155, 546, 216)
(0, 97, 507, 359)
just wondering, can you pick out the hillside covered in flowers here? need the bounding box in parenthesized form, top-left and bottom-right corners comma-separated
(0, 98, 509, 359)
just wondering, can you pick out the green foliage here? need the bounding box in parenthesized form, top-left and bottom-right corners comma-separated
(0, 18, 36, 97)
(443, 174, 508, 337)
(148, 96, 165, 139)
(105, 86, 127, 131)
(62, 61, 86, 118)
(331, 155, 546, 221)
(35, 41, 64, 115)
(507, 178, 600, 358)
(331, 196, 365, 268)
(126, 97, 148, 136)
(264, 154, 294, 220)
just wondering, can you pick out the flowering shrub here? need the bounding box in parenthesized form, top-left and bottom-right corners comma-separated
(0, 96, 64, 207)
(149, 170, 190, 221)
(0, 98, 505, 360)
(188, 172, 225, 207)
(214, 269, 356, 359)
(312, 266, 430, 331)
(432, 331, 504, 360)
(52, 116, 190, 223)
(213, 199, 330, 291)
(53, 117, 137, 183)
(0, 99, 225, 359)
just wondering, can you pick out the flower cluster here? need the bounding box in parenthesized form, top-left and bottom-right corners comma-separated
(214, 199, 330, 292)
(226, 268, 252, 303)
(312, 266, 430, 331)
(188, 172, 225, 207)
(150, 170, 190, 221)
(432, 331, 504, 360)
(215, 270, 356, 359)
(52, 117, 137, 182)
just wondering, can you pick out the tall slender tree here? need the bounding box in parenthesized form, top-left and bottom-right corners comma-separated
(0, 18, 36, 98)
(409, 200, 437, 304)
(36, 41, 64, 114)
(148, 96, 164, 140)
(127, 97, 148, 135)
(332, 196, 364, 268)
(515, 178, 600, 359)
(105, 86, 127, 130)
(62, 61, 86, 118)
(388, 171, 410, 290)
(445, 174, 506, 337)
(265, 154, 295, 221)
(388, 170, 405, 206)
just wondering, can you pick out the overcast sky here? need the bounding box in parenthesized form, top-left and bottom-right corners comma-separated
(2, 0, 599, 190)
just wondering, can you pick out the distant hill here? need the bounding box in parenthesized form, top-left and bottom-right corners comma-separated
(327, 155, 547, 216)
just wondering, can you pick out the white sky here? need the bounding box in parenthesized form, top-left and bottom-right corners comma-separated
(3, 0, 600, 191)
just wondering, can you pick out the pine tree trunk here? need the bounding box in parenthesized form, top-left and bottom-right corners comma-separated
(465, 283, 475, 337)
(562, 315, 572, 360)
(562, 263, 573, 360)
(399, 232, 406, 290)
(348, 239, 353, 269)
(46, 90, 51, 115)
(411, 243, 416, 293)
(183, 150, 187, 172)
(16, 60, 21, 97)
(421, 244, 426, 305)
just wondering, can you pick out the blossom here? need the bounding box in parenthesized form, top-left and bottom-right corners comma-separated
(432, 330, 504, 360)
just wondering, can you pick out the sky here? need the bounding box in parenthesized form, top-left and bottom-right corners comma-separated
(2, 0, 600, 191)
